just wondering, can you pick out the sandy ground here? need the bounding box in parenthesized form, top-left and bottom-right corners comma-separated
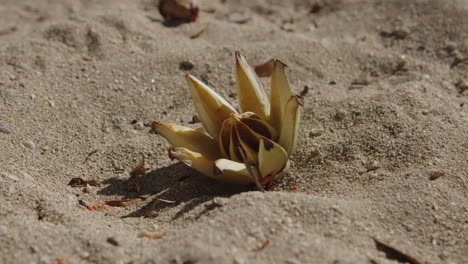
(0, 0, 467, 263)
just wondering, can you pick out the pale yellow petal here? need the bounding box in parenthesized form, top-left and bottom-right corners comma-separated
(214, 159, 257, 184)
(186, 74, 237, 139)
(258, 137, 288, 178)
(169, 147, 215, 178)
(235, 52, 270, 119)
(278, 95, 303, 156)
(153, 122, 220, 159)
(269, 60, 292, 131)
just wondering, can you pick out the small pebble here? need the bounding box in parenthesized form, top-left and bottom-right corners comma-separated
(366, 160, 380, 171)
(21, 172, 34, 181)
(179, 61, 194, 71)
(334, 110, 346, 120)
(22, 140, 36, 151)
(281, 22, 296, 32)
(133, 120, 145, 130)
(309, 128, 324, 137)
(438, 251, 449, 259)
(9, 184, 18, 193)
(107, 237, 119, 246)
(5, 174, 19, 181)
(444, 41, 457, 53)
(0, 124, 12, 134)
(225, 13, 251, 24)
(82, 184, 92, 193)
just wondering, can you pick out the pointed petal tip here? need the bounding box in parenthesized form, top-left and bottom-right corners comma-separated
(152, 121, 162, 133)
(185, 74, 195, 82)
(235, 51, 242, 66)
(274, 59, 288, 68)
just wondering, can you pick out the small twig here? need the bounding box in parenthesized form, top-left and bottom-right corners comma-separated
(157, 198, 176, 204)
(83, 149, 98, 164)
(238, 146, 265, 192)
(252, 239, 270, 252)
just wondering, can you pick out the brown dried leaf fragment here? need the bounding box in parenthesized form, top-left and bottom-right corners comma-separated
(189, 114, 201, 124)
(189, 25, 207, 39)
(68, 177, 100, 187)
(252, 239, 270, 252)
(429, 171, 444, 181)
(130, 160, 150, 177)
(105, 199, 140, 207)
(138, 232, 163, 239)
(300, 86, 309, 97)
(159, 0, 199, 22)
(254, 59, 275, 78)
(310, 1, 324, 14)
(372, 237, 422, 264)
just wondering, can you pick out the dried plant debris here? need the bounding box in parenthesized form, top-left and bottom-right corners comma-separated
(138, 232, 163, 239)
(130, 160, 150, 177)
(380, 28, 410, 40)
(300, 85, 309, 97)
(372, 237, 422, 264)
(350, 72, 371, 87)
(83, 149, 98, 164)
(105, 199, 141, 207)
(254, 59, 275, 78)
(309, 1, 324, 14)
(252, 239, 270, 252)
(429, 171, 444, 181)
(189, 25, 207, 39)
(68, 177, 100, 187)
(189, 114, 201, 124)
(195, 199, 223, 219)
(0, 27, 16, 36)
(158, 0, 199, 22)
(179, 60, 194, 71)
(455, 80, 468, 94)
(106, 237, 119, 246)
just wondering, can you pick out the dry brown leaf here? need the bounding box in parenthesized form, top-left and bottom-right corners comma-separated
(429, 171, 444, 181)
(189, 26, 206, 39)
(105, 199, 140, 207)
(254, 59, 275, 78)
(252, 239, 270, 252)
(138, 232, 163, 239)
(130, 160, 150, 177)
(159, 0, 199, 22)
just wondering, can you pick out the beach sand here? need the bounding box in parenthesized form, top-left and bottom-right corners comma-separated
(0, 0, 467, 263)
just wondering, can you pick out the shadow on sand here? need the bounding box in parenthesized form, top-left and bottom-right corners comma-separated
(98, 162, 250, 219)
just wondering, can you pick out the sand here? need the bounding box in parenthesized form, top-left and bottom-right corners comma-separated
(0, 0, 467, 263)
